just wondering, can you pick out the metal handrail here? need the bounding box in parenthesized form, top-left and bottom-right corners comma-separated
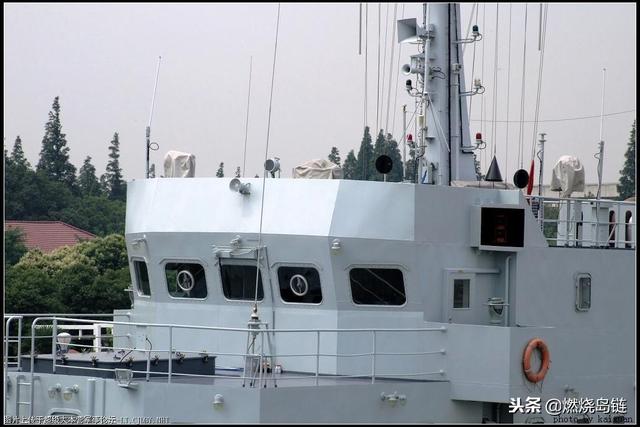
(526, 195, 636, 248)
(22, 316, 447, 389)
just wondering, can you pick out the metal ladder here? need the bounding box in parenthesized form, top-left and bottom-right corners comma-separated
(15, 374, 35, 416)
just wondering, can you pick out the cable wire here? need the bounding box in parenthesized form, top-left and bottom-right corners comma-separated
(254, 3, 281, 306)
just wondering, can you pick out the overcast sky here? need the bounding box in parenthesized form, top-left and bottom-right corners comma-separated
(3, 3, 636, 184)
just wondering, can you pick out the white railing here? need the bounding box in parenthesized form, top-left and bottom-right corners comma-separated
(526, 195, 636, 249)
(8, 316, 447, 403)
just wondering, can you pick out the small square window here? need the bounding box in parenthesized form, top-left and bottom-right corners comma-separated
(575, 274, 591, 312)
(453, 279, 470, 308)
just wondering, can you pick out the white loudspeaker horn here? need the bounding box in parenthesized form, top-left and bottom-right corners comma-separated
(401, 64, 412, 75)
(397, 18, 419, 43)
(229, 178, 251, 195)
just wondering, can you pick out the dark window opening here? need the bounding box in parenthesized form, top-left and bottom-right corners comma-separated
(453, 279, 470, 308)
(480, 207, 525, 247)
(220, 263, 264, 301)
(349, 268, 406, 306)
(608, 211, 616, 247)
(133, 260, 151, 296)
(165, 262, 207, 299)
(576, 274, 591, 312)
(278, 266, 322, 304)
(625, 211, 632, 248)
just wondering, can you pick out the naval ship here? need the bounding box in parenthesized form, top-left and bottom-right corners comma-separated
(3, 3, 636, 423)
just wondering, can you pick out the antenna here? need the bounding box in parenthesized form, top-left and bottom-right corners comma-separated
(146, 56, 162, 179)
(242, 57, 253, 178)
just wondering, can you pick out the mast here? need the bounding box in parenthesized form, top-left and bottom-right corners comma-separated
(399, 3, 478, 186)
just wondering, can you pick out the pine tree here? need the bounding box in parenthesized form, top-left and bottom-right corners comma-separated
(355, 126, 374, 180)
(343, 150, 358, 180)
(473, 153, 484, 181)
(216, 162, 225, 177)
(78, 156, 101, 196)
(103, 132, 126, 201)
(235, 166, 241, 178)
(617, 120, 636, 200)
(404, 145, 417, 182)
(11, 136, 31, 170)
(36, 97, 76, 188)
(372, 130, 387, 181)
(328, 147, 341, 166)
(384, 134, 403, 182)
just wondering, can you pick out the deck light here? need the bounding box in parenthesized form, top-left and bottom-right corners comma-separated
(213, 394, 225, 408)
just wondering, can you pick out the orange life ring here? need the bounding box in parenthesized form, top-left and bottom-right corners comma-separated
(523, 338, 550, 383)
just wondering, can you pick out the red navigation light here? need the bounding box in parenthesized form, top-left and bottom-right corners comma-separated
(475, 132, 482, 141)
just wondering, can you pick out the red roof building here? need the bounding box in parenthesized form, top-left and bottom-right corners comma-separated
(4, 221, 97, 253)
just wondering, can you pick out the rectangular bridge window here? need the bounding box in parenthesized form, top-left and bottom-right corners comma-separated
(278, 266, 322, 304)
(220, 263, 264, 301)
(165, 262, 208, 299)
(133, 260, 151, 296)
(349, 268, 406, 306)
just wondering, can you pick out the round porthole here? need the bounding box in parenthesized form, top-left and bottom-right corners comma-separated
(176, 270, 196, 292)
(289, 274, 309, 297)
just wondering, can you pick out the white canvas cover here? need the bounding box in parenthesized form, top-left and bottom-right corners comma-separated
(550, 155, 585, 197)
(163, 150, 196, 178)
(292, 159, 343, 179)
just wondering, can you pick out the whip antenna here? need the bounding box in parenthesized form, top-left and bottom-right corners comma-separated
(146, 56, 162, 178)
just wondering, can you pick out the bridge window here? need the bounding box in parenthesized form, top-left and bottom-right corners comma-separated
(220, 262, 264, 301)
(349, 268, 406, 306)
(165, 262, 208, 299)
(133, 260, 151, 296)
(278, 266, 322, 304)
(575, 273, 591, 312)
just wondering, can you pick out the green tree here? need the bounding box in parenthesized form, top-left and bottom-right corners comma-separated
(6, 136, 37, 218)
(4, 228, 28, 268)
(617, 120, 636, 200)
(216, 162, 224, 177)
(404, 145, 417, 182)
(343, 150, 357, 180)
(5, 265, 65, 314)
(355, 126, 374, 180)
(103, 132, 126, 200)
(7, 234, 131, 314)
(36, 96, 76, 189)
(11, 135, 31, 169)
(473, 153, 484, 181)
(78, 156, 102, 196)
(55, 196, 125, 236)
(371, 131, 403, 182)
(235, 166, 241, 178)
(328, 147, 341, 166)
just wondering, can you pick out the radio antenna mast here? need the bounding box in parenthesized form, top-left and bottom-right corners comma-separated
(146, 56, 162, 178)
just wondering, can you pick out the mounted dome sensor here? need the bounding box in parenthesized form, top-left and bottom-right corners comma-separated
(513, 169, 530, 189)
(375, 155, 393, 175)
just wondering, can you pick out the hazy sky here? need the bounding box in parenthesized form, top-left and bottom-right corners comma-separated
(3, 3, 636, 184)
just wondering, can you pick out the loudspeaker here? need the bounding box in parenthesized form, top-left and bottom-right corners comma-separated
(375, 155, 393, 175)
